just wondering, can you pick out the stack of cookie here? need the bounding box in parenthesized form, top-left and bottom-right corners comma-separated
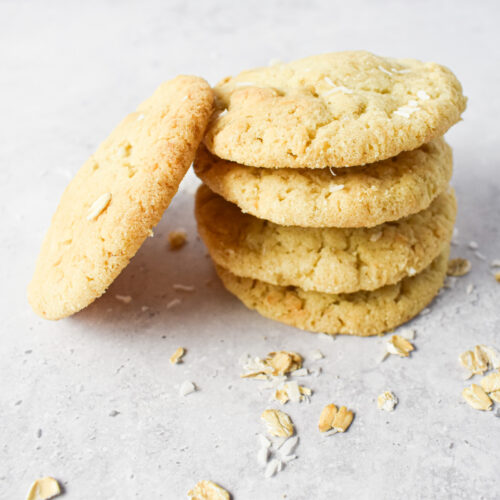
(194, 51, 466, 336)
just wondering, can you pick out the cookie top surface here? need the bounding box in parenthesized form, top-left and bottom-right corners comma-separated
(204, 51, 466, 168)
(215, 247, 449, 337)
(196, 185, 456, 294)
(194, 138, 452, 228)
(28, 76, 214, 319)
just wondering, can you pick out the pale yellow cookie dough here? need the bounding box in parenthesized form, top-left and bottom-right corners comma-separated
(194, 138, 452, 228)
(205, 51, 466, 168)
(196, 184, 456, 294)
(215, 248, 449, 337)
(28, 76, 214, 319)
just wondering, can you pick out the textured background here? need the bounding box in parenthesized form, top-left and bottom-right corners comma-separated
(1, 1, 500, 499)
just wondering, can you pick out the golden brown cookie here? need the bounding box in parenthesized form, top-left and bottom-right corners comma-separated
(196, 184, 456, 294)
(28, 76, 214, 319)
(204, 51, 466, 168)
(215, 247, 449, 337)
(194, 138, 452, 228)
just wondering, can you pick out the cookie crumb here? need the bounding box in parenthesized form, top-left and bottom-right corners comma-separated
(168, 229, 187, 250)
(26, 477, 61, 500)
(318, 404, 354, 433)
(377, 391, 398, 412)
(188, 480, 230, 500)
(170, 347, 185, 364)
(447, 258, 471, 277)
(495, 272, 500, 283)
(86, 192, 111, 221)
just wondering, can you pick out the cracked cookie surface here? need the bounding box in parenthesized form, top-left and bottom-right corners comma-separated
(215, 247, 449, 337)
(196, 185, 456, 294)
(204, 51, 466, 168)
(28, 76, 214, 320)
(195, 138, 452, 228)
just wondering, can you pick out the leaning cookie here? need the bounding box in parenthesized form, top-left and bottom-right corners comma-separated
(205, 51, 466, 168)
(28, 76, 214, 320)
(194, 138, 452, 228)
(196, 185, 456, 294)
(215, 247, 449, 337)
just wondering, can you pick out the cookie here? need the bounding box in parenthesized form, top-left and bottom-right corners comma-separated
(204, 51, 466, 168)
(194, 138, 452, 228)
(215, 247, 449, 337)
(196, 184, 456, 294)
(28, 76, 214, 320)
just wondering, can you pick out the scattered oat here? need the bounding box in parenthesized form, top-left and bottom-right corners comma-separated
(468, 241, 479, 250)
(459, 345, 499, 377)
(187, 480, 230, 500)
(377, 391, 398, 412)
(447, 258, 471, 277)
(480, 372, 500, 393)
(386, 335, 415, 357)
(173, 283, 195, 292)
(170, 347, 185, 364)
(168, 229, 187, 250)
(490, 391, 500, 403)
(86, 192, 111, 221)
(462, 384, 493, 411)
(261, 409, 294, 437)
(478, 345, 500, 369)
(332, 406, 354, 432)
(115, 294, 132, 304)
(318, 403, 337, 432)
(26, 477, 61, 500)
(466, 284, 475, 295)
(179, 381, 196, 396)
